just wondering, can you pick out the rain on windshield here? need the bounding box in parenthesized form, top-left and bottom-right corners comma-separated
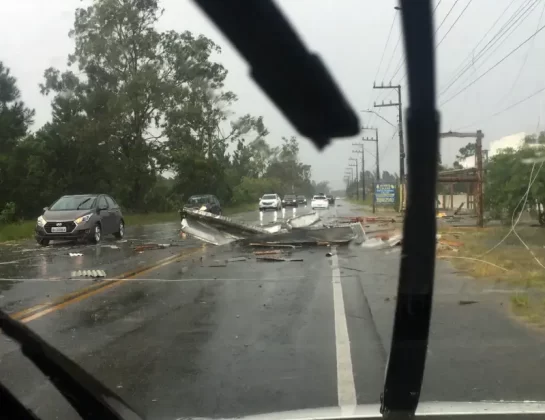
(1, 0, 545, 419)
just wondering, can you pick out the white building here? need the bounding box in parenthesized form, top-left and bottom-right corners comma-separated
(457, 132, 527, 168)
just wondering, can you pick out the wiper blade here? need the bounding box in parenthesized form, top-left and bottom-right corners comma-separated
(0, 381, 40, 419)
(381, 0, 438, 417)
(76, 198, 92, 210)
(0, 309, 142, 420)
(193, 0, 359, 150)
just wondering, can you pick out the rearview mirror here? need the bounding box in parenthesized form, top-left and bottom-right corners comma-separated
(43, 207, 49, 212)
(98, 204, 107, 212)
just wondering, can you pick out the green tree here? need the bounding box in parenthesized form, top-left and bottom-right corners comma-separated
(0, 62, 35, 217)
(40, 0, 229, 210)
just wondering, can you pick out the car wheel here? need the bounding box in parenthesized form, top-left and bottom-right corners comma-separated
(91, 223, 101, 244)
(114, 220, 124, 239)
(37, 238, 50, 246)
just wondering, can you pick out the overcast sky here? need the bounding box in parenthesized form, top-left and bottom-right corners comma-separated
(2, 0, 545, 189)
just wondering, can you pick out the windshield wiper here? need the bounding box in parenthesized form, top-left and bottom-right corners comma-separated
(76, 198, 92, 210)
(0, 309, 142, 420)
(380, 1, 438, 418)
(193, 0, 359, 150)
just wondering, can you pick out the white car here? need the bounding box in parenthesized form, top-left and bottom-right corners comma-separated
(259, 193, 282, 211)
(311, 195, 329, 210)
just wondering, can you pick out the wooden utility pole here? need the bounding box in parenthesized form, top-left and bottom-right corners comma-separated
(373, 83, 404, 182)
(439, 130, 485, 227)
(352, 143, 366, 200)
(349, 159, 359, 200)
(362, 126, 380, 181)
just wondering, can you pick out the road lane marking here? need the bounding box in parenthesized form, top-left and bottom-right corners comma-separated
(331, 246, 357, 409)
(9, 246, 205, 323)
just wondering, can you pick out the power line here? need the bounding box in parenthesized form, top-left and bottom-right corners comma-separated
(435, 0, 461, 35)
(440, 0, 516, 92)
(441, 20, 545, 107)
(399, 0, 473, 83)
(373, 13, 398, 84)
(391, 0, 443, 80)
(455, 86, 545, 130)
(436, 0, 474, 49)
(439, 0, 538, 97)
(497, 0, 545, 105)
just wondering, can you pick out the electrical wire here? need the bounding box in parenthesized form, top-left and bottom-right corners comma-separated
(439, 0, 516, 94)
(390, 0, 444, 81)
(435, 0, 461, 35)
(399, 0, 473, 83)
(455, 86, 545, 130)
(435, 0, 473, 48)
(440, 21, 545, 106)
(497, 0, 545, 105)
(373, 13, 398, 85)
(440, 0, 539, 97)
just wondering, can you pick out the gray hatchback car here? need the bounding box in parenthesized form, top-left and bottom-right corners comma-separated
(35, 194, 125, 246)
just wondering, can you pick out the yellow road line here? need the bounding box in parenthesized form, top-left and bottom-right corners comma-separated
(10, 245, 205, 323)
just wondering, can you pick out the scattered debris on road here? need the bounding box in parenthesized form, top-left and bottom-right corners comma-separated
(209, 260, 228, 267)
(250, 243, 298, 249)
(68, 253, 83, 257)
(256, 256, 304, 262)
(253, 250, 283, 255)
(70, 270, 106, 278)
(458, 300, 478, 305)
(325, 252, 333, 257)
(340, 266, 365, 273)
(102, 245, 120, 249)
(227, 257, 247, 262)
(133, 243, 172, 252)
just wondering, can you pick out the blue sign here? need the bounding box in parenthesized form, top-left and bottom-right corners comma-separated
(375, 183, 396, 205)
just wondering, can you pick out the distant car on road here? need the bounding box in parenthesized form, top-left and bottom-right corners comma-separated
(259, 193, 282, 211)
(327, 195, 335, 204)
(35, 194, 124, 246)
(311, 195, 330, 210)
(282, 194, 298, 207)
(185, 194, 222, 215)
(296, 195, 307, 205)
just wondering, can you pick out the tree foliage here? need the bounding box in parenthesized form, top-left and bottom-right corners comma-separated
(0, 0, 324, 220)
(485, 141, 545, 221)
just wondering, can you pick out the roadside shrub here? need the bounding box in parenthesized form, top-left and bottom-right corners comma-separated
(0, 202, 17, 225)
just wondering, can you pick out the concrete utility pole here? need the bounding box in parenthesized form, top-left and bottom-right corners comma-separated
(349, 158, 359, 200)
(362, 126, 380, 181)
(352, 143, 366, 200)
(439, 130, 485, 227)
(373, 83, 405, 183)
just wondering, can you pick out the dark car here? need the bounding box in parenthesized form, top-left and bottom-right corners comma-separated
(35, 194, 124, 246)
(185, 194, 222, 215)
(282, 194, 298, 207)
(296, 195, 307, 205)
(327, 195, 335, 204)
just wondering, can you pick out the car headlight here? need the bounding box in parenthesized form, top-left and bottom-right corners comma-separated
(74, 214, 92, 225)
(37, 216, 46, 227)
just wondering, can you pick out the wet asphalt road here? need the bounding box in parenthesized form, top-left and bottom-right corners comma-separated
(2, 201, 545, 419)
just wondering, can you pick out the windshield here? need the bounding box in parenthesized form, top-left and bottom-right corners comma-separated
(49, 196, 97, 211)
(1, 1, 544, 419)
(187, 196, 209, 205)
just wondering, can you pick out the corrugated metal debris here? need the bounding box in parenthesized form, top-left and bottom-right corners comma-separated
(70, 270, 106, 278)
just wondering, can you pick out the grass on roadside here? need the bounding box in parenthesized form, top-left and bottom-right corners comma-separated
(437, 224, 545, 327)
(0, 221, 36, 242)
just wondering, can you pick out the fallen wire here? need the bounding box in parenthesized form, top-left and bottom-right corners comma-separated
(437, 256, 508, 271)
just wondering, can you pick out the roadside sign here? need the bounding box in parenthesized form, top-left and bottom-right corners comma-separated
(375, 183, 396, 205)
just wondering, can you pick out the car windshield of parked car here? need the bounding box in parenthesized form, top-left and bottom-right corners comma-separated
(262, 194, 276, 200)
(188, 196, 209, 205)
(49, 196, 97, 211)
